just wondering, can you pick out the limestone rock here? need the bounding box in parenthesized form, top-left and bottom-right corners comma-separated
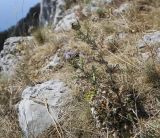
(39, 0, 66, 26)
(18, 80, 70, 137)
(0, 4, 40, 48)
(39, 0, 113, 28)
(138, 31, 160, 48)
(55, 13, 79, 32)
(42, 53, 61, 70)
(0, 37, 32, 76)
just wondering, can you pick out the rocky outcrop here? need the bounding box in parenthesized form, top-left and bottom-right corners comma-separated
(39, 0, 114, 27)
(13, 3, 40, 36)
(55, 12, 79, 32)
(39, 0, 66, 26)
(0, 37, 33, 76)
(1, 0, 116, 49)
(18, 80, 70, 137)
(0, 3, 40, 50)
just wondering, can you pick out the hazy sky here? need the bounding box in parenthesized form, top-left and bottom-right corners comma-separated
(0, 0, 40, 31)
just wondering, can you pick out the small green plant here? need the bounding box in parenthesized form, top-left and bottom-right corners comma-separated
(72, 21, 97, 49)
(84, 91, 96, 102)
(96, 8, 106, 18)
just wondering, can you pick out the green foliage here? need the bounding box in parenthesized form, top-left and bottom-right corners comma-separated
(72, 21, 97, 49)
(84, 91, 96, 102)
(96, 8, 106, 18)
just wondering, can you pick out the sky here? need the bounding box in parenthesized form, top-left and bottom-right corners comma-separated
(0, 0, 40, 31)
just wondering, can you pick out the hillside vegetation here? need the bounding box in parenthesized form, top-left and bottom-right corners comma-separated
(0, 0, 160, 138)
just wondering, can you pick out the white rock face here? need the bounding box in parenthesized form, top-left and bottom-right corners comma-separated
(138, 31, 160, 48)
(0, 37, 32, 76)
(39, 0, 113, 28)
(39, 0, 66, 26)
(18, 80, 70, 137)
(55, 13, 79, 32)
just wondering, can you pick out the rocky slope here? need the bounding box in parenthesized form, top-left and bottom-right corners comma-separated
(0, 0, 160, 138)
(0, 3, 40, 50)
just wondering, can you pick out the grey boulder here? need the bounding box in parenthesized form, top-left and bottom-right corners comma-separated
(18, 80, 70, 137)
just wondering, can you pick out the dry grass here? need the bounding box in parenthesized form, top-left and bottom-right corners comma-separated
(0, 0, 160, 137)
(61, 1, 160, 136)
(33, 28, 48, 45)
(0, 75, 22, 138)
